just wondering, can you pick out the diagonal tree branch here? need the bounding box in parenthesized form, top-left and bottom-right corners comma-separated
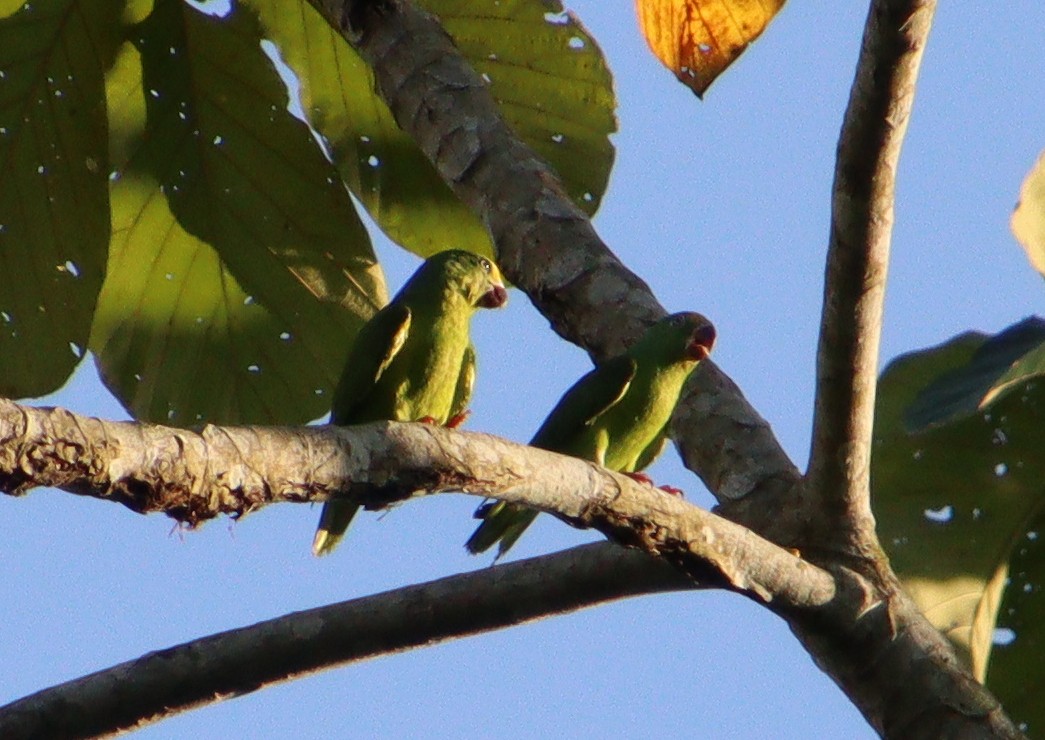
(806, 0, 935, 542)
(305, 0, 799, 511)
(0, 543, 694, 739)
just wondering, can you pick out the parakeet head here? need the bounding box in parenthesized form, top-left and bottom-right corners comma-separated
(636, 312, 717, 363)
(412, 250, 509, 310)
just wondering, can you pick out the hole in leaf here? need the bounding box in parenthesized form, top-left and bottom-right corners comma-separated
(993, 628, 1016, 646)
(923, 505, 954, 523)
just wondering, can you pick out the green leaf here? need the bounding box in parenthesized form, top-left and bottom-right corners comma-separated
(904, 317, 1045, 431)
(0, 0, 121, 397)
(248, 0, 616, 259)
(431, 0, 616, 213)
(90, 0, 386, 425)
(1012, 149, 1045, 279)
(987, 523, 1044, 736)
(873, 332, 1045, 732)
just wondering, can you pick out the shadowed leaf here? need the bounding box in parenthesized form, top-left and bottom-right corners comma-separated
(905, 317, 1045, 431)
(90, 0, 385, 425)
(634, 0, 786, 98)
(873, 332, 1045, 733)
(0, 0, 121, 397)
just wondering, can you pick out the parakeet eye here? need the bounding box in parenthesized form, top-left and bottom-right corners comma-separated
(479, 258, 492, 273)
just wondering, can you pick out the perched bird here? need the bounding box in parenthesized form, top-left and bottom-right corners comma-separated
(465, 312, 716, 558)
(313, 250, 508, 556)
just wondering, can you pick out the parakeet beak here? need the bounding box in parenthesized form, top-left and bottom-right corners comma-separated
(479, 282, 509, 308)
(686, 323, 717, 360)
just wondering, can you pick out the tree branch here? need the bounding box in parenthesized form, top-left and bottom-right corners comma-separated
(0, 543, 695, 739)
(0, 399, 832, 607)
(806, 0, 935, 538)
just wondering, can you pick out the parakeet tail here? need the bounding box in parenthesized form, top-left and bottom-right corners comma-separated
(465, 502, 539, 557)
(312, 500, 361, 556)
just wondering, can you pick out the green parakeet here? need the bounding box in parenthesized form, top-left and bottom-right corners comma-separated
(313, 250, 508, 556)
(465, 311, 716, 558)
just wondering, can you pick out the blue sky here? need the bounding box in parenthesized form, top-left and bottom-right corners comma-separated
(3, 1, 1044, 737)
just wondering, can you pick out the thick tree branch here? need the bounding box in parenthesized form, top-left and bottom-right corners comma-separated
(0, 399, 831, 608)
(806, 0, 935, 538)
(304, 0, 799, 509)
(0, 544, 693, 739)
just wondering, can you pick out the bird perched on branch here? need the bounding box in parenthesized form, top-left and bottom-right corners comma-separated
(313, 250, 508, 556)
(465, 312, 716, 559)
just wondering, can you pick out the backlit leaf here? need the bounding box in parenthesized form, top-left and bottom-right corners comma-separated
(1012, 149, 1045, 279)
(0, 0, 120, 397)
(635, 0, 786, 97)
(91, 0, 385, 425)
(248, 0, 616, 259)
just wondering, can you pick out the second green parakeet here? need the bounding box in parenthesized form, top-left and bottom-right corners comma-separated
(313, 250, 508, 556)
(465, 312, 716, 558)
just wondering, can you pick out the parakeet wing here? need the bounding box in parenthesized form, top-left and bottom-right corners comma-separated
(450, 343, 476, 420)
(530, 355, 637, 451)
(330, 303, 411, 424)
(315, 304, 410, 556)
(466, 357, 636, 558)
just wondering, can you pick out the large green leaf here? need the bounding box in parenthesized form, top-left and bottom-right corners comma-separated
(0, 0, 120, 397)
(249, 0, 616, 259)
(1012, 149, 1045, 279)
(873, 332, 1045, 733)
(904, 317, 1045, 431)
(90, 0, 386, 425)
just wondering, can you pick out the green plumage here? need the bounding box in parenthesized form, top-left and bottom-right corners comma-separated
(313, 250, 507, 556)
(465, 312, 716, 558)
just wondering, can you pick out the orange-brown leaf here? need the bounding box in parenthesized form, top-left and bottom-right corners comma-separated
(635, 0, 786, 97)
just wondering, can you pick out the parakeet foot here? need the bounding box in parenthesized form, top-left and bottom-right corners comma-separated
(417, 416, 440, 425)
(658, 484, 685, 497)
(624, 471, 654, 486)
(446, 409, 471, 428)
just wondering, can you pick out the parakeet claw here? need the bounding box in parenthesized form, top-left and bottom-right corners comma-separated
(417, 416, 440, 425)
(624, 472, 683, 496)
(446, 410, 471, 428)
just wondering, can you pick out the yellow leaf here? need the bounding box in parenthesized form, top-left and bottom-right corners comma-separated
(1011, 149, 1045, 279)
(635, 0, 786, 97)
